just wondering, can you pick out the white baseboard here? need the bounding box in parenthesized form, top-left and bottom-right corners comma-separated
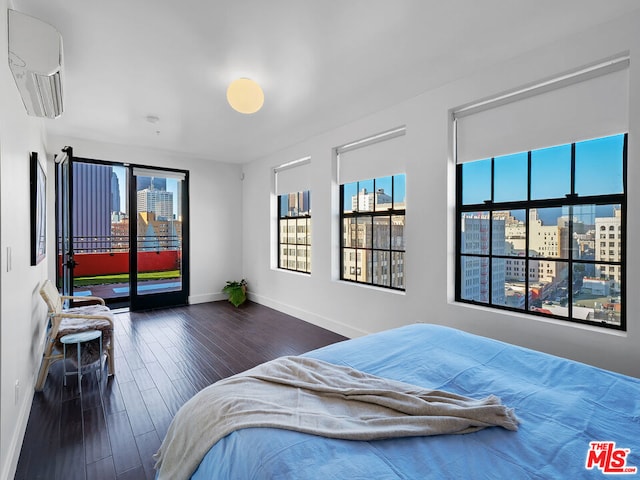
(189, 292, 225, 304)
(1, 375, 35, 480)
(248, 292, 368, 339)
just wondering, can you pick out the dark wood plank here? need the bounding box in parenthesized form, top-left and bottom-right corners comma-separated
(139, 387, 173, 439)
(55, 397, 85, 480)
(117, 381, 155, 436)
(115, 465, 146, 480)
(86, 456, 116, 480)
(106, 410, 142, 474)
(83, 406, 111, 464)
(15, 300, 347, 480)
(134, 430, 162, 480)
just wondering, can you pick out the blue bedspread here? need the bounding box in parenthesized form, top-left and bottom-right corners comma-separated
(191, 324, 640, 479)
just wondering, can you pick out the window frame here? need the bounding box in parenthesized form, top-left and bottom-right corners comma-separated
(455, 134, 627, 331)
(340, 174, 406, 291)
(277, 191, 311, 274)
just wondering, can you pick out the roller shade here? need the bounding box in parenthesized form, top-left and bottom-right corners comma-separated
(275, 157, 311, 195)
(338, 126, 406, 184)
(133, 167, 186, 181)
(455, 57, 629, 164)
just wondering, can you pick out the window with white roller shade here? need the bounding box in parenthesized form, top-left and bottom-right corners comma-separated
(275, 157, 312, 274)
(275, 157, 311, 195)
(454, 56, 629, 164)
(337, 126, 406, 184)
(337, 127, 407, 290)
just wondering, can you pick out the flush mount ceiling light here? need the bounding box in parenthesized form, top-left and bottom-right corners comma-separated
(226, 78, 264, 114)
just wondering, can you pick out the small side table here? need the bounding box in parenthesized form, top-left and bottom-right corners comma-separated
(60, 330, 103, 394)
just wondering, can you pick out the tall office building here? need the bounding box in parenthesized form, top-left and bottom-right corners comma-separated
(137, 188, 174, 220)
(72, 162, 112, 252)
(111, 171, 121, 213)
(595, 207, 622, 284)
(137, 176, 166, 191)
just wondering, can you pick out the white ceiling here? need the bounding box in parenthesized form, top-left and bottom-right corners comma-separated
(13, 0, 640, 163)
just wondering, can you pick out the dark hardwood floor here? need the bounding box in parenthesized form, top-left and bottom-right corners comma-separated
(15, 301, 347, 480)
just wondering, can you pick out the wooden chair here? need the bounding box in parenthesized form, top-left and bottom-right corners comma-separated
(35, 279, 115, 391)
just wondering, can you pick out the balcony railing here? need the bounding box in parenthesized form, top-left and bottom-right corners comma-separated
(58, 235, 181, 277)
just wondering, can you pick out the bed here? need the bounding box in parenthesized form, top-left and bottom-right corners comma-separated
(158, 324, 640, 479)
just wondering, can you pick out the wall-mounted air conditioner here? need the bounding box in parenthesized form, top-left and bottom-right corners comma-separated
(8, 9, 64, 119)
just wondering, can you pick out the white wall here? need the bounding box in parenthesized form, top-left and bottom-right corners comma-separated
(47, 135, 244, 305)
(242, 11, 640, 378)
(0, 2, 52, 478)
(0, 124, 242, 479)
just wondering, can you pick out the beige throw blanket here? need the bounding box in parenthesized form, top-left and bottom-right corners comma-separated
(154, 356, 519, 480)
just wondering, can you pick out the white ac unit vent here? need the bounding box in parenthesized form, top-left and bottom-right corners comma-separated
(8, 9, 64, 119)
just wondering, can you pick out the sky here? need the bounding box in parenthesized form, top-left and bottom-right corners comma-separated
(462, 134, 624, 217)
(342, 174, 407, 210)
(113, 166, 180, 216)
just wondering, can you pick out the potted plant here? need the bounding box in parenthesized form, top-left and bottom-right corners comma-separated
(222, 279, 247, 307)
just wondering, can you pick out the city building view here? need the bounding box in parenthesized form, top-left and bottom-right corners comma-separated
(64, 162, 183, 299)
(341, 175, 406, 290)
(460, 205, 622, 325)
(458, 134, 625, 327)
(278, 191, 311, 273)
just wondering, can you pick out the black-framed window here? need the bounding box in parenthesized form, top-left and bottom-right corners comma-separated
(340, 174, 406, 290)
(278, 191, 311, 273)
(456, 133, 626, 330)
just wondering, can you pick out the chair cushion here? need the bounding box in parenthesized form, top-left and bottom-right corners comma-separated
(55, 306, 114, 366)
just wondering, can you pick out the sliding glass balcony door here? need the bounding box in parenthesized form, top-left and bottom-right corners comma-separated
(129, 167, 189, 310)
(56, 153, 189, 310)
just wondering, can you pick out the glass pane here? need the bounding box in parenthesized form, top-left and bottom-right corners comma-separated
(494, 210, 525, 256)
(530, 259, 569, 312)
(530, 260, 569, 316)
(576, 264, 621, 326)
(343, 248, 357, 280)
(460, 212, 489, 254)
(531, 144, 571, 200)
(494, 152, 528, 203)
(357, 216, 371, 248)
(594, 204, 622, 263)
(357, 179, 374, 212)
(342, 182, 358, 213)
(280, 246, 288, 269)
(306, 218, 311, 246)
(359, 249, 371, 283)
(572, 205, 596, 260)
(279, 194, 289, 217)
(136, 174, 182, 295)
(391, 215, 405, 250)
(392, 252, 404, 289)
(343, 218, 356, 248)
(394, 174, 406, 208)
(375, 176, 393, 211)
(503, 279, 526, 310)
(287, 219, 296, 244)
(287, 246, 296, 269)
(296, 218, 306, 244)
(71, 163, 130, 301)
(373, 216, 390, 249)
(460, 256, 489, 303)
(296, 245, 308, 272)
(528, 207, 568, 258)
(575, 134, 624, 196)
(279, 219, 288, 243)
(300, 190, 311, 215)
(491, 258, 506, 305)
(462, 159, 491, 205)
(372, 251, 390, 286)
